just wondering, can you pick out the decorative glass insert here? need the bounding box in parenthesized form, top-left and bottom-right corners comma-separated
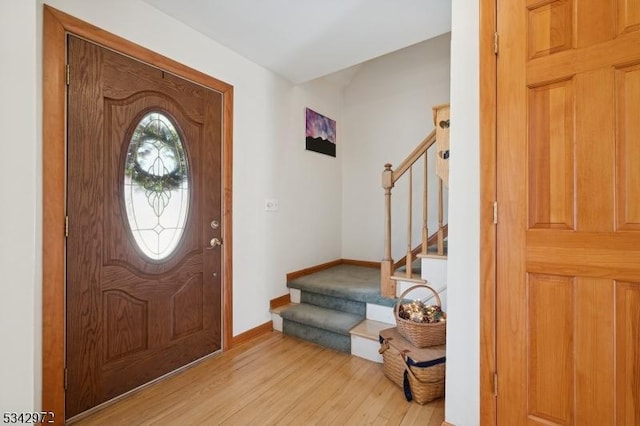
(124, 111, 189, 260)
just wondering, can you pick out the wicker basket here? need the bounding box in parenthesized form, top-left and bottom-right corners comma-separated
(379, 327, 445, 404)
(402, 356, 445, 404)
(395, 284, 446, 348)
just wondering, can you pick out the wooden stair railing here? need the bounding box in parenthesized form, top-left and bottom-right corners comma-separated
(381, 106, 449, 297)
(393, 224, 449, 271)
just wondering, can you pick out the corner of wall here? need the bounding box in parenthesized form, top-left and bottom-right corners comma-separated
(444, 0, 481, 424)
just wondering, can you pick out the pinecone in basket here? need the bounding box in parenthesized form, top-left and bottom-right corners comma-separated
(399, 300, 446, 323)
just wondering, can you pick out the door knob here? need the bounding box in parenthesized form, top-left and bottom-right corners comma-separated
(208, 237, 222, 249)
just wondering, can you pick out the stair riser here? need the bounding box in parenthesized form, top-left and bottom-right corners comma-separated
(271, 312, 284, 332)
(366, 303, 395, 324)
(290, 288, 301, 303)
(300, 291, 366, 315)
(351, 334, 383, 363)
(283, 320, 351, 353)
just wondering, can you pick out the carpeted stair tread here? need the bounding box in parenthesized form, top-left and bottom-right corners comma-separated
(287, 264, 396, 307)
(280, 304, 364, 336)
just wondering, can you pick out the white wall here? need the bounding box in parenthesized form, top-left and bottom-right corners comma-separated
(263, 78, 343, 299)
(445, 0, 480, 424)
(0, 0, 40, 415)
(341, 35, 451, 262)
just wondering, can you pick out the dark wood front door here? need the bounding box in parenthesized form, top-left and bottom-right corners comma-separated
(66, 36, 223, 418)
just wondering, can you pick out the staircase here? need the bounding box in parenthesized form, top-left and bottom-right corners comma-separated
(272, 263, 395, 360)
(271, 252, 447, 362)
(272, 104, 450, 361)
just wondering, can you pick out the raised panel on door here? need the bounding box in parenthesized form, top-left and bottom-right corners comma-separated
(527, 0, 574, 59)
(103, 290, 149, 363)
(574, 68, 615, 232)
(615, 62, 640, 230)
(615, 282, 640, 425)
(618, 0, 640, 34)
(527, 274, 575, 425)
(528, 78, 575, 229)
(574, 277, 615, 426)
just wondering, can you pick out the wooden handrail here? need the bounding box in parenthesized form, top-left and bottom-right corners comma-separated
(393, 224, 449, 270)
(429, 223, 448, 248)
(395, 243, 423, 270)
(392, 129, 437, 183)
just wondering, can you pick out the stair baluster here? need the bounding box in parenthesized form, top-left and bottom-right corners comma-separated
(422, 151, 429, 255)
(406, 167, 413, 278)
(438, 178, 444, 256)
(381, 164, 395, 297)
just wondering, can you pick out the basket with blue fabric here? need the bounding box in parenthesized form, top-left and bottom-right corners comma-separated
(378, 327, 445, 404)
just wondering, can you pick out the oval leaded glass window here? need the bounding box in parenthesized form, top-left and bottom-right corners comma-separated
(124, 111, 190, 260)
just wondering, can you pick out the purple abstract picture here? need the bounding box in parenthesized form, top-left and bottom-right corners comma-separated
(305, 108, 336, 157)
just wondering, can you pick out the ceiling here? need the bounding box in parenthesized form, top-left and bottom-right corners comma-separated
(143, 0, 452, 84)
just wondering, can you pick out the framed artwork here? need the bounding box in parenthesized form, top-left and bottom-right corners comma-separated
(305, 107, 336, 157)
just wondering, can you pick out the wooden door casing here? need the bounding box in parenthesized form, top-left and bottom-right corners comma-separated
(497, 0, 640, 425)
(66, 36, 222, 418)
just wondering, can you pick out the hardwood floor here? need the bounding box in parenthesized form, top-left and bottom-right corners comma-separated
(70, 331, 444, 425)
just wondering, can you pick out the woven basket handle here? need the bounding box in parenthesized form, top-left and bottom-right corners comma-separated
(394, 284, 442, 318)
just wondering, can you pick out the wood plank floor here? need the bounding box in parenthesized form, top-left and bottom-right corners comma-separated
(70, 332, 444, 425)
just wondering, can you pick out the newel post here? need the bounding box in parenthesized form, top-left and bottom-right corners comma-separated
(381, 163, 396, 298)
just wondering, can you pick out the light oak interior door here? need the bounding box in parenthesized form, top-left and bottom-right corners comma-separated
(497, 0, 640, 424)
(66, 36, 223, 418)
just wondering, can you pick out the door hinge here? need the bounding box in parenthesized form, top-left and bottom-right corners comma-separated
(493, 201, 498, 224)
(64, 368, 68, 390)
(65, 216, 69, 238)
(65, 64, 70, 86)
(494, 32, 499, 55)
(493, 372, 498, 396)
